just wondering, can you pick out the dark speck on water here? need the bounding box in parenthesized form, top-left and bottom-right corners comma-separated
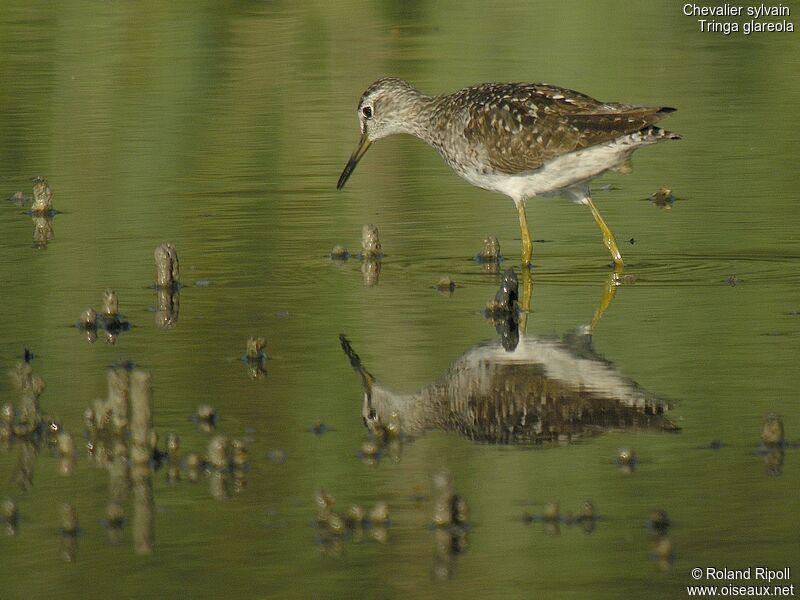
(310, 422, 329, 436)
(267, 449, 288, 463)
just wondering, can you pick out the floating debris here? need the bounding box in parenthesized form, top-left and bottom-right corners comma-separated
(166, 432, 181, 483)
(315, 489, 335, 524)
(193, 404, 218, 433)
(369, 502, 390, 526)
(8, 191, 29, 206)
(360, 224, 383, 259)
(56, 432, 76, 476)
(360, 439, 380, 460)
(310, 421, 329, 436)
(435, 276, 456, 294)
(761, 413, 784, 446)
(231, 439, 248, 469)
(475, 235, 501, 262)
(30, 176, 55, 215)
(344, 504, 365, 528)
(648, 509, 671, 535)
(432, 470, 468, 528)
(206, 435, 230, 470)
(75, 290, 131, 343)
(616, 447, 637, 473)
(329, 245, 350, 261)
(242, 336, 268, 378)
(314, 490, 389, 551)
(267, 449, 288, 464)
(154, 243, 180, 289)
(756, 414, 788, 476)
(725, 275, 738, 286)
(542, 501, 560, 522)
(628, 238, 636, 245)
(576, 501, 597, 534)
(185, 453, 204, 483)
(153, 243, 180, 328)
(648, 187, 675, 208)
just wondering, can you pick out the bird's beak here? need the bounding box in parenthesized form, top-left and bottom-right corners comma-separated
(337, 133, 372, 190)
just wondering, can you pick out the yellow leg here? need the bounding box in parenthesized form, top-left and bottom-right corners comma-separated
(585, 197, 623, 271)
(516, 200, 533, 266)
(517, 268, 533, 333)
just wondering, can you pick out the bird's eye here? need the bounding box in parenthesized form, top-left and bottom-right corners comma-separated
(362, 106, 373, 119)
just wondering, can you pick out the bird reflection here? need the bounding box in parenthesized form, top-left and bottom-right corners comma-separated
(341, 273, 677, 444)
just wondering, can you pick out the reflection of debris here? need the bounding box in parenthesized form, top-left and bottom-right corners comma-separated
(648, 187, 675, 209)
(483, 269, 520, 351)
(59, 502, 80, 562)
(432, 471, 468, 581)
(361, 257, 381, 287)
(647, 509, 673, 571)
(652, 535, 674, 571)
(2, 498, 19, 536)
(31, 214, 54, 249)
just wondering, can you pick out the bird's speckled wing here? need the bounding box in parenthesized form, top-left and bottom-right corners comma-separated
(460, 83, 671, 174)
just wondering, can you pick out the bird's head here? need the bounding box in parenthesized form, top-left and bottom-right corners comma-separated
(337, 78, 423, 189)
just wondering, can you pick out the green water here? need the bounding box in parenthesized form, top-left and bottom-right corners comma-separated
(1, 2, 798, 599)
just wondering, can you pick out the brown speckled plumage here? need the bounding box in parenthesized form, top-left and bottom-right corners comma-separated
(338, 77, 679, 267)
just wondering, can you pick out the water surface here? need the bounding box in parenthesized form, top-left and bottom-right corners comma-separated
(1, 3, 798, 599)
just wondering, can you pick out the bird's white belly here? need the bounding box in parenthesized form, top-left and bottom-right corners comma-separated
(462, 137, 644, 202)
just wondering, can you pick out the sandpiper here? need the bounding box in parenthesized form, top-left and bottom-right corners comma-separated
(337, 78, 679, 269)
